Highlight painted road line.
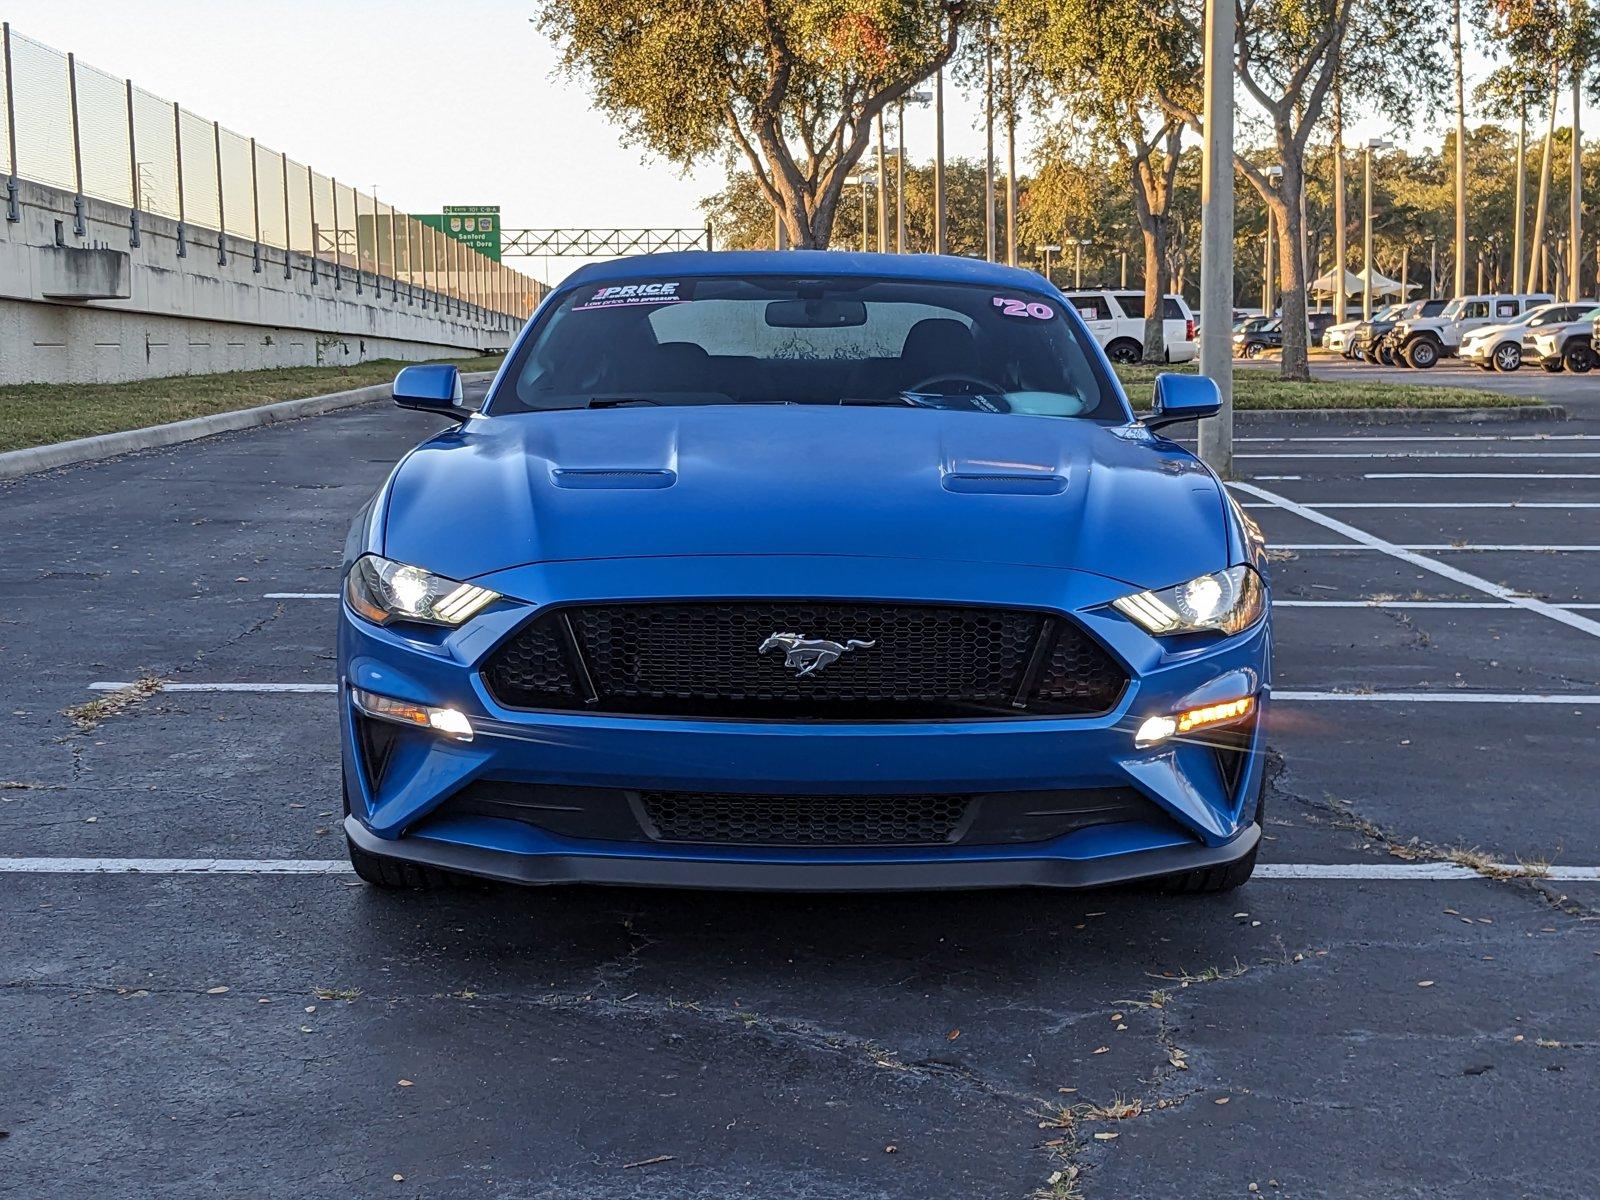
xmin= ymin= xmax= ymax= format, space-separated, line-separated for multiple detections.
xmin=1241 ymin=452 xmax=1600 ymax=460
xmin=1230 ymin=481 xmax=1600 ymax=640
xmin=1363 ymin=472 xmax=1600 ymax=480
xmin=1237 ymin=434 xmax=1600 ymax=443
xmin=1252 ymin=475 xmax=1302 ymax=480
xmin=1273 ymin=544 xmax=1600 ymax=551
xmin=1274 ymin=690 xmax=1599 ymax=703
xmin=1 ymin=857 xmax=1595 ymax=881
xmin=263 ymin=592 xmax=338 ymax=599
xmin=87 ymin=681 xmax=337 ymax=693
xmin=1241 ymin=502 xmax=1600 ymax=509
xmin=1273 ymin=600 xmax=1600 ymax=610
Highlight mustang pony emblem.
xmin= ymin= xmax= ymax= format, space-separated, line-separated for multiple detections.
xmin=759 ymin=632 xmax=876 ymax=677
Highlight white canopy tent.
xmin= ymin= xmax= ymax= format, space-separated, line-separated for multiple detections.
xmin=1310 ymin=266 xmax=1415 ymax=299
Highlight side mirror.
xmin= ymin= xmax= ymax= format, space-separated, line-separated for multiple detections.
xmin=393 ymin=364 xmax=466 ymax=420
xmin=1145 ymin=372 xmax=1221 ymax=432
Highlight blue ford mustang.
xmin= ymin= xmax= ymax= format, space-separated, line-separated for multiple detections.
xmin=339 ymin=251 xmax=1271 ymax=893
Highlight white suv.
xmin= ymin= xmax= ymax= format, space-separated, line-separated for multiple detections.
xmin=1458 ymin=302 xmax=1596 ymax=372
xmin=1391 ymin=293 xmax=1554 ymax=368
xmin=1064 ymin=289 xmax=1198 ymax=364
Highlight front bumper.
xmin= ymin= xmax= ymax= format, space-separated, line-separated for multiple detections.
xmin=339 ymin=555 xmax=1271 ymax=891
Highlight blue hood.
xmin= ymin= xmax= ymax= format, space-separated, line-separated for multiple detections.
xmin=380 ymin=407 xmax=1228 ymax=591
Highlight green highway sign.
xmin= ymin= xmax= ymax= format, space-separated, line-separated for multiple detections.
xmin=415 ymin=205 xmax=502 ymax=262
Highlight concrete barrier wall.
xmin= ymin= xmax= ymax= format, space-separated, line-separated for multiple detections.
xmin=0 ymin=179 xmax=528 ymax=385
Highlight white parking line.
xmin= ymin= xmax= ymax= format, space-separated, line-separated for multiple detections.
xmin=1238 ymin=434 xmax=1600 ymax=443
xmin=1364 ymin=472 xmax=1600 ymax=480
xmin=1 ymin=856 xmax=1594 ymax=880
xmin=263 ymin=592 xmax=337 ymax=599
xmin=1242 ymin=502 xmax=1600 ymax=509
xmin=1242 ymin=452 xmax=1600 ymax=460
xmin=1274 ymin=544 xmax=1600 ymax=551
xmin=1274 ymin=690 xmax=1599 ymax=704
xmin=1230 ymin=482 xmax=1600 ymax=640
xmin=87 ymin=681 xmax=337 ymax=693
xmin=1274 ymin=600 xmax=1600 ymax=610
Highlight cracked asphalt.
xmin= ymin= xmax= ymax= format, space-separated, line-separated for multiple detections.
xmin=3 ymin=390 xmax=1598 ymax=1198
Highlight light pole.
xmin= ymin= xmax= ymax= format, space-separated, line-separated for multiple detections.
xmin=934 ymin=65 xmax=947 ymax=254
xmin=1362 ymin=138 xmax=1393 ymax=319
xmin=875 ymin=113 xmax=888 ymax=253
xmin=1197 ymin=0 xmax=1236 ymax=475
xmin=1111 ymin=223 xmax=1129 ymax=288
xmin=1004 ymin=45 xmax=1018 ymax=266
xmin=899 ymin=90 xmax=931 ymax=253
xmin=984 ymin=24 xmax=997 ymax=262
xmin=1263 ymin=165 xmax=1282 ymax=315
xmin=1066 ymin=238 xmax=1087 ymax=288
xmin=1041 ymin=243 xmax=1061 ymax=284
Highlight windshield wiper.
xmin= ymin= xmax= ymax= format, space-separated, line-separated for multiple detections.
xmin=838 ymin=395 xmax=930 ymax=407
xmin=586 ymin=396 xmax=662 ymax=408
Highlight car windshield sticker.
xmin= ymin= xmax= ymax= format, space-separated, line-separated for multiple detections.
xmin=573 ymin=281 xmax=692 ymax=311
xmin=992 ymin=296 xmax=1054 ymax=319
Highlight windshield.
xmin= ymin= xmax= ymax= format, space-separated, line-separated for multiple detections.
xmin=492 ymin=274 xmax=1123 ymax=421
xmin=1440 ymin=299 xmax=1464 ymax=319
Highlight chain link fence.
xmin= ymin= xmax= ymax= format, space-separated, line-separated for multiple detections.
xmin=1 ymin=22 xmax=542 ymax=320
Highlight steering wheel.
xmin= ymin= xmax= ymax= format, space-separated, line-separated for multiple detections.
xmin=903 ymin=372 xmax=1006 ymax=396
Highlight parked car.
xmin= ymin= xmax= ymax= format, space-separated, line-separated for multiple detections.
xmin=1322 ymin=316 xmax=1365 ymax=354
xmin=340 ymin=250 xmax=1271 ymax=894
xmin=1390 ymin=293 xmax=1554 ymax=368
xmin=1064 ymin=289 xmax=1198 ymax=364
xmin=1347 ymin=299 xmax=1449 ymax=364
xmin=1233 ymin=318 xmax=1281 ymax=358
xmin=1526 ymin=306 xmax=1600 ymax=373
xmin=1306 ymin=311 xmax=1340 ymax=344
xmin=1458 ymin=301 xmax=1597 ymax=371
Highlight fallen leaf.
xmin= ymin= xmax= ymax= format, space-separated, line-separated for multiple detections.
xmin=1093 ymin=1046 xmax=1110 ymax=1055
xmin=205 ymin=986 xmax=229 ymax=995
xmin=392 ymin=1174 xmax=404 ymax=1183
xmin=1417 ymin=980 xmax=1435 ymax=988
xmin=947 ymin=1029 xmax=960 ymax=1041
xmin=1214 ymin=1096 xmax=1231 ymax=1105
xmin=1092 ymin=1131 xmax=1118 ymax=1141
xmin=884 ymin=1144 xmax=897 ymax=1153
xmin=399 ymin=1079 xmax=414 ymax=1087
xmin=622 ymin=1155 xmax=675 ymax=1170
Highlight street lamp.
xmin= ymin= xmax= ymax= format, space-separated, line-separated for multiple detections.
xmin=1362 ymin=138 xmax=1394 ymax=318
xmin=1263 ymin=165 xmax=1283 ymax=315
xmin=1111 ymin=222 xmax=1130 ymax=288
xmin=1041 ymin=243 xmax=1061 ymax=282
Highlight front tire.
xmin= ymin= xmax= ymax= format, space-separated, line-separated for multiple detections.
xmin=1243 ymin=343 xmax=1264 ymax=359
xmin=1492 ymin=342 xmax=1521 ymax=372
xmin=1564 ymin=344 xmax=1594 ymax=373
xmin=1404 ymin=338 xmax=1439 ymax=369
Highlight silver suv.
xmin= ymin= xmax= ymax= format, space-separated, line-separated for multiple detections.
xmin=1391 ymin=293 xmax=1554 ymax=368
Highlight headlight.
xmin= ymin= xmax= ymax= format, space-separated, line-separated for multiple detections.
xmin=344 ymin=554 xmax=499 ymax=627
xmin=1113 ymin=565 xmax=1265 ymax=636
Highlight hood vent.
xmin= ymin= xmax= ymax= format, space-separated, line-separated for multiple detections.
xmin=942 ymin=471 xmax=1068 ymax=496
xmin=550 ymin=468 xmax=676 ymax=490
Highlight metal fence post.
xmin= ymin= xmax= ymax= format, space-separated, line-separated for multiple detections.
xmin=125 ymin=79 xmax=140 ymax=246
xmin=280 ymin=150 xmax=291 ymax=280
xmin=306 ymin=168 xmax=317 ymax=284
xmin=212 ymin=121 xmax=226 ymax=265
xmin=330 ymin=175 xmax=342 ymax=290
xmin=172 ymin=101 xmax=186 ymax=256
xmin=66 ymin=53 xmax=86 ymax=235
xmin=249 ymin=136 xmax=261 ymax=272
xmin=3 ymin=23 xmax=19 ymax=221
xmin=387 ymin=200 xmax=399 ymax=302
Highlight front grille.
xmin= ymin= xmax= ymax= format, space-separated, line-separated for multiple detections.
xmin=426 ymin=781 xmax=1163 ymax=847
xmin=640 ymin=791 xmax=970 ymax=846
xmin=481 ymin=601 xmax=1127 ymax=720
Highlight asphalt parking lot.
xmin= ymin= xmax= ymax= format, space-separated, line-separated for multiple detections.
xmin=4 ymin=392 xmax=1598 ymax=1198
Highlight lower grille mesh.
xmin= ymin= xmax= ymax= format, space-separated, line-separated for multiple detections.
xmin=640 ymin=791 xmax=970 ymax=846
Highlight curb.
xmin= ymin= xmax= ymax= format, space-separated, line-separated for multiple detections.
xmin=0 ymin=371 xmax=496 ymax=482
xmin=1233 ymin=403 xmax=1567 ymax=425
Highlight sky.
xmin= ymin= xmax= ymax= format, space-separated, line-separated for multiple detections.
xmin=2 ymin=0 xmax=1557 ymax=285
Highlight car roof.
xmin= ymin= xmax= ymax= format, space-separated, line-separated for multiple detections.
xmin=559 ymin=250 xmax=1050 ymax=292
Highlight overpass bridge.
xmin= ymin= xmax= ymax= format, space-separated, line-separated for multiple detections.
xmin=0 ymin=23 xmax=543 ymax=385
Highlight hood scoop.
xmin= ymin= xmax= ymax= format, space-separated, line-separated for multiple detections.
xmin=550 ymin=468 xmax=677 ymax=490
xmin=942 ymin=470 xmax=1068 ymax=496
